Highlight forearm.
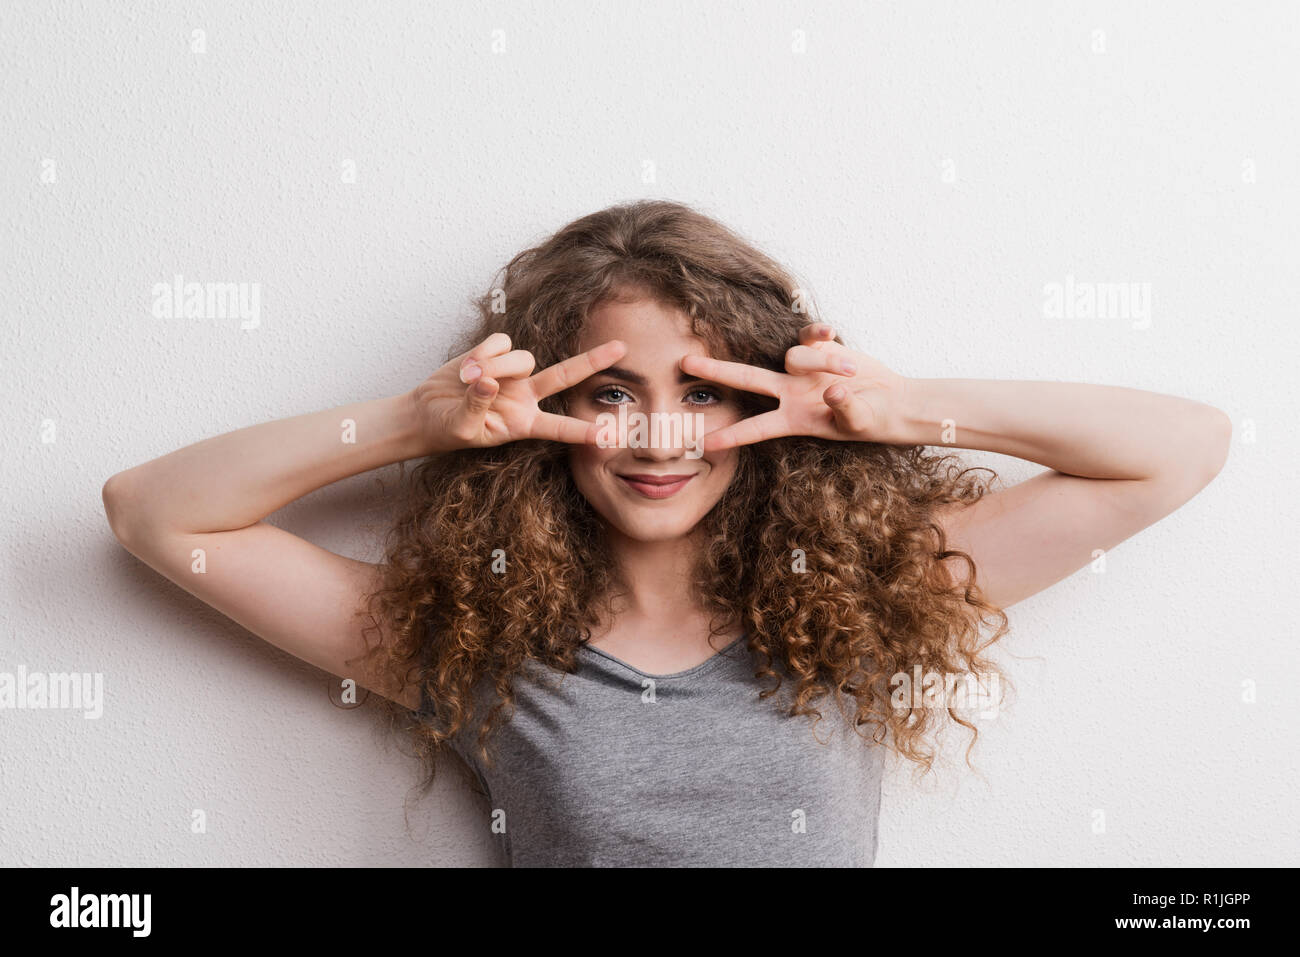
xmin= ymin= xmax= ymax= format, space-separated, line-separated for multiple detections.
xmin=889 ymin=378 xmax=1231 ymax=483
xmin=104 ymin=390 xmax=427 ymax=539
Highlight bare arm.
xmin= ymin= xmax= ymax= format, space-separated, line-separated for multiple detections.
xmin=103 ymin=392 xmax=431 ymax=708
xmin=893 ymin=378 xmax=1232 ymax=608
xmin=682 ymin=324 xmax=1231 ymax=610
xmin=102 ymin=334 xmax=628 ymax=711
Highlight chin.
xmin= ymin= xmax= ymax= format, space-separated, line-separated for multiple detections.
xmin=602 ymin=509 xmax=708 ymax=543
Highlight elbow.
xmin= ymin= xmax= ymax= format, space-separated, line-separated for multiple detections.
xmin=102 ymin=471 xmax=144 ymax=549
xmin=1199 ymin=405 xmax=1232 ymax=485
xmin=1149 ymin=405 xmax=1231 ymax=506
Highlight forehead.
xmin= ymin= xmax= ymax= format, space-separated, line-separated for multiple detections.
xmin=578 ymin=295 xmax=713 ymax=359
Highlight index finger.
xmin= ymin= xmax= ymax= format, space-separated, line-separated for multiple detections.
xmin=698 ymin=410 xmax=791 ymax=452
xmin=529 ymin=411 xmax=602 ymax=445
xmin=529 ymin=339 xmax=628 ymax=400
xmin=678 ymin=354 xmax=785 ymax=398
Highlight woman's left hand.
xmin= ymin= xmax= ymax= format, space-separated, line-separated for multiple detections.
xmin=679 ymin=322 xmax=909 ymax=451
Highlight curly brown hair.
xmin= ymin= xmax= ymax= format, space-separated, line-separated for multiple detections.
xmin=359 ymin=199 xmax=1010 ymax=795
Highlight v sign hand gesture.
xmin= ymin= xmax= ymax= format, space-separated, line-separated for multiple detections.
xmin=680 ymin=323 xmax=908 ymax=452
xmin=413 ymin=333 xmax=628 ymax=454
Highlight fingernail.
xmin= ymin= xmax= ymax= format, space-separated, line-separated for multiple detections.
xmin=826 ymin=385 xmax=845 ymax=402
xmin=840 ymin=360 xmax=856 ymax=374
xmin=460 ymin=361 xmax=481 ymax=383
xmin=473 ymin=378 xmax=494 ymax=395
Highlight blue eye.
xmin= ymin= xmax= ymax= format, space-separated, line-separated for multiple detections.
xmin=593 ymin=386 xmax=722 ymax=406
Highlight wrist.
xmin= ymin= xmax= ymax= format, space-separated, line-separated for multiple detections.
xmin=383 ymin=390 xmax=440 ymax=460
xmin=886 ymin=377 xmax=943 ymax=446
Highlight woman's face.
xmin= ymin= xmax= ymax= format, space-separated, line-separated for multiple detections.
xmin=565 ymin=295 xmax=743 ymax=544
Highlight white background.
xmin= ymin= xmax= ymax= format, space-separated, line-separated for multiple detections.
xmin=2 ymin=0 xmax=1296 ymax=866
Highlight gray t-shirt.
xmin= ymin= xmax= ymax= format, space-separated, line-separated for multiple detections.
xmin=417 ymin=634 xmax=884 ymax=867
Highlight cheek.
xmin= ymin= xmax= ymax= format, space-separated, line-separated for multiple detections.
xmin=566 ymin=398 xmax=601 ymax=422
xmin=702 ymin=402 xmax=741 ymax=426
xmin=568 ymin=445 xmax=614 ymax=488
xmin=701 ymin=450 xmax=737 ymax=487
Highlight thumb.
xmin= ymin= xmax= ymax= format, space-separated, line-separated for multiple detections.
xmin=823 ymin=384 xmax=874 ymax=437
xmin=451 ymin=376 xmax=500 ymax=437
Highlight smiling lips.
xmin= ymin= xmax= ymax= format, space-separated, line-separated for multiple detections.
xmin=617 ymin=473 xmax=697 ymax=499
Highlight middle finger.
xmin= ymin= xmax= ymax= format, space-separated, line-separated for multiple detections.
xmin=784 ymin=344 xmax=857 ymax=376
xmin=529 ymin=339 xmax=628 ymax=399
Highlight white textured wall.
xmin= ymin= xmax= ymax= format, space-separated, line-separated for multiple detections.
xmin=2 ymin=0 xmax=1296 ymax=867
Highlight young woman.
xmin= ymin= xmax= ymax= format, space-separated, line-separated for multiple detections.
xmin=102 ymin=200 xmax=1231 ymax=867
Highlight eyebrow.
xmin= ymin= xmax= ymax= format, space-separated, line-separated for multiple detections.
xmin=593 ymin=365 xmax=711 ymax=387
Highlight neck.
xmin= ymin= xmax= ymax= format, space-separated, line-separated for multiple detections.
xmin=600 ymin=524 xmax=709 ymax=625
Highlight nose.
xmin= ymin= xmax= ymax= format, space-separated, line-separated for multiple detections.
xmin=628 ymin=398 xmax=694 ymax=461
xmin=630 ymin=440 xmax=681 ymax=462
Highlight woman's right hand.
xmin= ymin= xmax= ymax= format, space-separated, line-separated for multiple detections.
xmin=411 ymin=333 xmax=628 ymax=453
